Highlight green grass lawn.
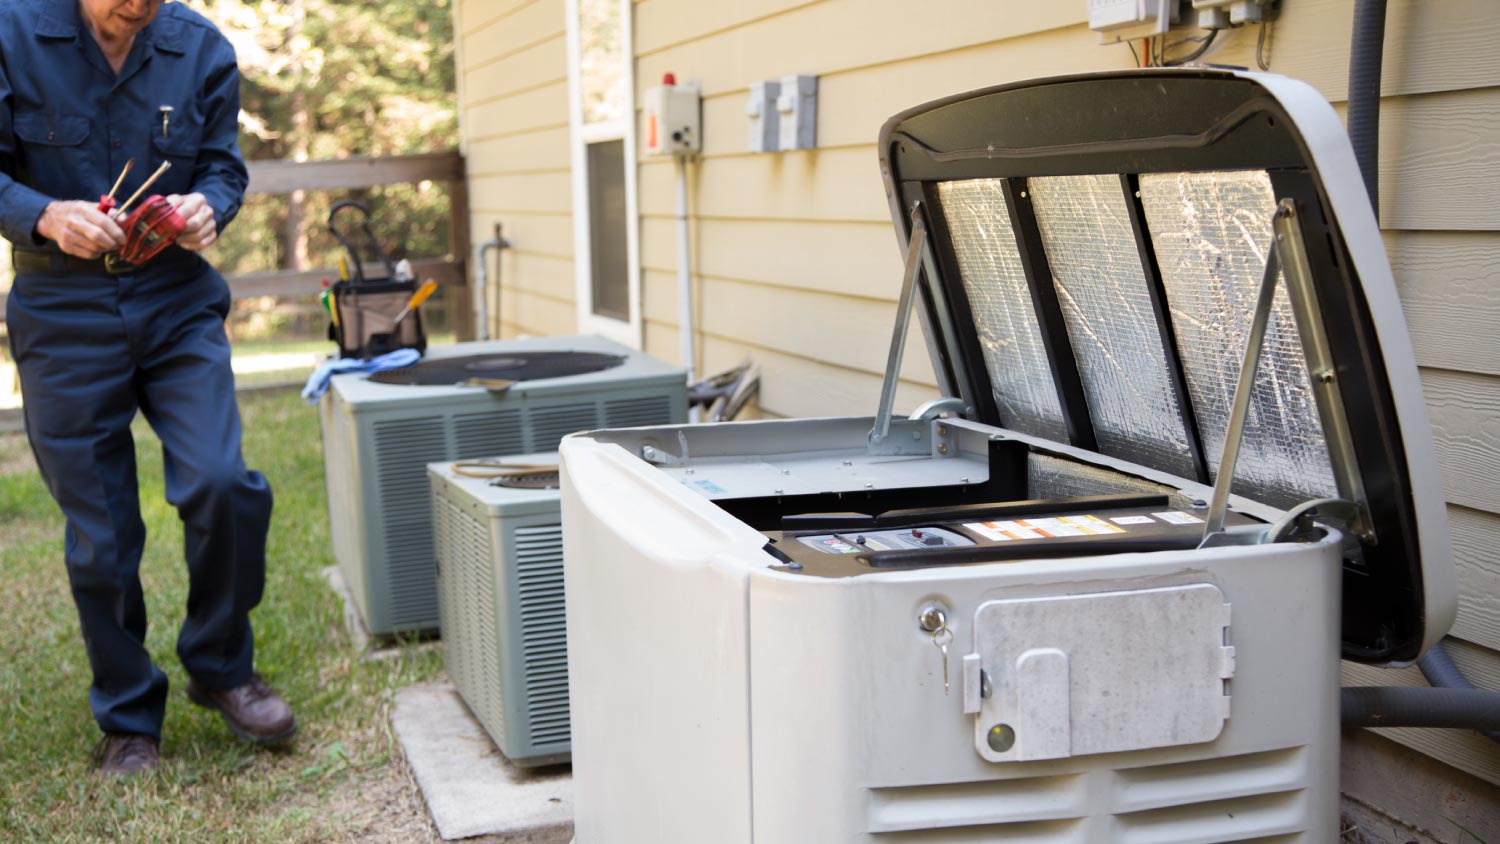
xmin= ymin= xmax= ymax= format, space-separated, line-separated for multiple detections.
xmin=0 ymin=388 xmax=444 ymax=843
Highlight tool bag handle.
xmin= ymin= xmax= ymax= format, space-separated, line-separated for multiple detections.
xmin=327 ymin=200 xmax=398 ymax=283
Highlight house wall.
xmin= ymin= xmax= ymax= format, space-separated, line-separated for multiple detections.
xmin=454 ymin=0 xmax=1500 ymax=807
xmin=455 ymin=0 xmax=577 ymax=339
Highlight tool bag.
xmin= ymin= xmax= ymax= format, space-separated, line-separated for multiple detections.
xmin=329 ymin=278 xmax=428 ymax=360
xmin=326 ymin=200 xmax=429 ymax=360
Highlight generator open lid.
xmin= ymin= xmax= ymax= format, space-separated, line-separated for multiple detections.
xmin=876 ymin=69 xmax=1454 ymax=665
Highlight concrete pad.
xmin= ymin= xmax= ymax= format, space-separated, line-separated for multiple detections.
xmin=320 ymin=565 xmax=440 ymax=661
xmin=393 ymin=683 xmax=573 ymax=842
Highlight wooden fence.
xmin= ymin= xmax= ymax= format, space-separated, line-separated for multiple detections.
xmin=1 ymin=151 xmax=472 ymax=337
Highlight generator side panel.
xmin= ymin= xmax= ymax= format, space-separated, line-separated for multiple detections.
xmin=561 ymin=444 xmax=758 ymax=844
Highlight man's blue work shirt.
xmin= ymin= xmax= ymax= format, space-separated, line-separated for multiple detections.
xmin=0 ymin=0 xmax=247 ymax=265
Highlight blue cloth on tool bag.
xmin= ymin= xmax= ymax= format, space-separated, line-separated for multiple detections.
xmin=0 ymin=1 xmax=268 ymax=740
xmin=301 ymin=348 xmax=422 ymax=404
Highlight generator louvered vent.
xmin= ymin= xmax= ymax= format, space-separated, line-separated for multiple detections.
xmin=515 ymin=525 xmax=570 ymax=747
xmin=367 ymin=351 xmax=626 ymax=386
xmin=373 ymin=417 xmax=447 ymax=627
xmin=865 ymin=746 xmax=1307 ymax=840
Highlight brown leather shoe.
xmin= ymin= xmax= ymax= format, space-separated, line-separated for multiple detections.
xmin=186 ymin=673 xmax=297 ymax=745
xmin=93 ymin=733 xmax=160 ymax=776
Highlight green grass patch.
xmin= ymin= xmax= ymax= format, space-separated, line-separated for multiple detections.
xmin=0 ymin=388 xmax=442 ymax=842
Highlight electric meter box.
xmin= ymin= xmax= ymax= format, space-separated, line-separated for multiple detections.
xmin=644 ymin=77 xmax=701 ymax=156
xmin=1088 ymin=0 xmax=1179 ymax=40
xmin=560 ymin=69 xmax=1457 ymax=844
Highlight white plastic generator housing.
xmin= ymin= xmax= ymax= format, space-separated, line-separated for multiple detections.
xmin=560 ymin=70 xmax=1455 ymax=843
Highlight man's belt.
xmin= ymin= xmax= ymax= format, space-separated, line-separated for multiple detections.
xmin=12 ymin=251 xmax=135 ymax=276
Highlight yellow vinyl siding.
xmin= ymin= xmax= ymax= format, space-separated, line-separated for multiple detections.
xmin=1386 ymin=231 xmax=1500 ymax=376
xmin=456 ymin=0 xmax=572 ymax=339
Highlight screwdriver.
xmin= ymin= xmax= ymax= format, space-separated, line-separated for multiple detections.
xmin=390 ymin=279 xmax=438 ymax=329
xmin=112 ymin=160 xmax=172 ymax=218
xmin=97 ymin=159 xmax=135 ymax=215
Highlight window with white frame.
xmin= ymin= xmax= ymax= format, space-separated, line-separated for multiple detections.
xmin=567 ymin=0 xmax=639 ymax=345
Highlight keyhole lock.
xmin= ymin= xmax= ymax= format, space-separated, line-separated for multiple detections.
xmin=918 ymin=603 xmax=955 ymax=695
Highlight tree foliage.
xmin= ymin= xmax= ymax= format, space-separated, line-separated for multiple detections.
xmin=196 ymin=0 xmax=459 ymax=278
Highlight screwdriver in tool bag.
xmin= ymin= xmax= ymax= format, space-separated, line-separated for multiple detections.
xmin=390 ymin=279 xmax=438 ymax=329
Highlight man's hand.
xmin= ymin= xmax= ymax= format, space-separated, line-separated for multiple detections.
xmin=166 ymin=193 xmax=217 ymax=250
xmin=35 ymin=200 xmax=126 ymax=259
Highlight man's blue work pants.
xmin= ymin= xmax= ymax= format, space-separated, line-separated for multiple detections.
xmin=4 ymin=259 xmax=273 ymax=740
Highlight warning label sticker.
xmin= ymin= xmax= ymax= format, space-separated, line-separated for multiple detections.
xmin=964 ymin=514 xmax=1126 ymax=542
xmin=1153 ymin=511 xmax=1205 ymax=525
xmin=1111 ymin=515 xmax=1157 ymax=525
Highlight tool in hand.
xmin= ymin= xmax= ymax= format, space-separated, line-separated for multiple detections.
xmin=112 ymin=160 xmax=172 ymax=218
xmin=102 ymin=161 xmax=184 ymax=269
xmin=117 ymin=196 xmax=187 ymax=266
xmin=97 ymin=159 xmax=135 ymax=215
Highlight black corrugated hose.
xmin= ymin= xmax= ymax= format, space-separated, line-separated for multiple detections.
xmin=1347 ymin=0 xmax=1386 ymax=213
xmin=1341 ymin=0 xmax=1500 ymax=742
xmin=1417 ymin=646 xmax=1500 ymax=741
xmin=1342 ymin=687 xmax=1500 ymax=733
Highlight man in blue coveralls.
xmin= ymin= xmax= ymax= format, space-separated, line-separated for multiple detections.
xmin=1 ymin=0 xmax=295 ymax=774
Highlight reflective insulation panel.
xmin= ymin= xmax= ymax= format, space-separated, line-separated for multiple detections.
xmin=1027 ymin=452 xmax=1191 ymax=507
xmin=1140 ymin=170 xmax=1337 ymax=509
xmin=1028 ymin=175 xmax=1198 ymax=478
xmin=936 ymin=179 xmax=1068 ymax=441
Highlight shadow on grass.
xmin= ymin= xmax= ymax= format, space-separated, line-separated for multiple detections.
xmin=0 ymin=388 xmax=444 ymax=843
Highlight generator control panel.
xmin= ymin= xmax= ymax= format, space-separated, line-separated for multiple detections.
xmin=764 ymin=494 xmax=1260 ymax=578
xmin=796 ymin=526 xmax=974 ymax=555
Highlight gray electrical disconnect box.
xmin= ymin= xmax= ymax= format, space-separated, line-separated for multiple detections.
xmin=776 ymin=74 xmax=817 ymax=150
xmin=1192 ymin=0 xmax=1269 ymax=27
xmin=746 ymin=79 xmax=781 ymax=153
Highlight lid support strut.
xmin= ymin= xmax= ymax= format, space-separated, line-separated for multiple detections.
xmin=1200 ymin=233 xmax=1280 ymax=541
xmin=1273 ymin=198 xmax=1372 ymax=535
xmin=870 ymin=204 xmax=929 ymax=447
xmin=1202 ymin=200 xmax=1371 ymax=545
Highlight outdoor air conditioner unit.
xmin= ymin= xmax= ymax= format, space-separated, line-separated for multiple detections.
xmin=428 ymin=456 xmax=569 ymax=767
xmin=321 ymin=335 xmax=686 ymax=635
xmin=559 ymin=70 xmax=1456 ymax=843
